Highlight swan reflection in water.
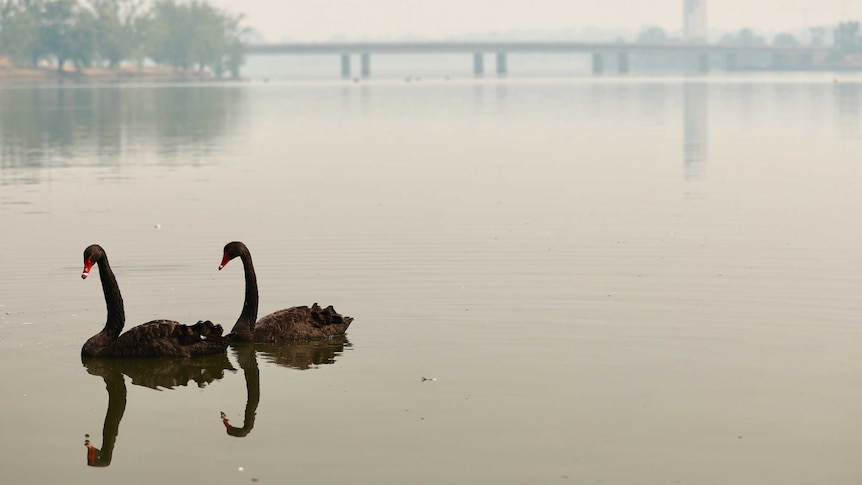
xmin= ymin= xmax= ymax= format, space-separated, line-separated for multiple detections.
xmin=82 ymin=354 xmax=235 ymax=467
xmin=221 ymin=335 xmax=351 ymax=438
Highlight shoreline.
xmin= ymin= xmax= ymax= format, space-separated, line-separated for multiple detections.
xmin=0 ymin=65 xmax=220 ymax=86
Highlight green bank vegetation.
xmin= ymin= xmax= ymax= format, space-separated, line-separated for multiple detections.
xmin=0 ymin=0 xmax=247 ymax=79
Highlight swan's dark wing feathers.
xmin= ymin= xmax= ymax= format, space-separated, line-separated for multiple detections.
xmin=249 ymin=304 xmax=352 ymax=343
xmin=103 ymin=320 xmax=228 ymax=358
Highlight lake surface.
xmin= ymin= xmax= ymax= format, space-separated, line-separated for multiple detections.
xmin=1 ymin=70 xmax=861 ymax=484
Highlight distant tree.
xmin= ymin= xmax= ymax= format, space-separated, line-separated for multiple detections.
xmin=719 ymin=28 xmax=766 ymax=46
xmin=773 ymin=32 xmax=800 ymax=46
xmin=220 ymin=11 xmax=248 ymax=79
xmin=224 ymin=37 xmax=244 ymax=80
xmin=809 ymin=26 xmax=827 ymax=46
xmin=833 ymin=21 xmax=862 ymax=52
xmin=0 ymin=0 xmax=45 ymax=66
xmin=40 ymin=0 xmax=97 ymax=71
xmin=90 ymin=0 xmax=145 ymax=68
xmin=188 ymin=1 xmax=231 ymax=73
xmin=144 ymin=0 xmax=191 ymax=69
xmin=637 ymin=26 xmax=669 ymax=44
xmin=69 ymin=8 xmax=97 ymax=69
xmin=0 ymin=0 xmax=247 ymax=76
xmin=144 ymin=0 xmax=246 ymax=77
xmin=213 ymin=4 xmax=247 ymax=78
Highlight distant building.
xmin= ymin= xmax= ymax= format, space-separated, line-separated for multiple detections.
xmin=684 ymin=0 xmax=708 ymax=42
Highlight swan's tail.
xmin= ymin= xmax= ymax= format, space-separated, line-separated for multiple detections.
xmin=184 ymin=320 xmax=229 ymax=354
xmin=310 ymin=303 xmax=353 ymax=327
xmin=191 ymin=320 xmax=224 ymax=337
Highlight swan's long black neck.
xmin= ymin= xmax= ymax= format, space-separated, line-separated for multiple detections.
xmin=97 ymin=255 xmax=125 ymax=338
xmin=231 ymin=251 xmax=259 ymax=339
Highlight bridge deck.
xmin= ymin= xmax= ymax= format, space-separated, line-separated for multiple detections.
xmin=247 ymin=41 xmax=830 ymax=56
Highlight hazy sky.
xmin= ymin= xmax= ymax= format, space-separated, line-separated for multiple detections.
xmin=207 ymin=0 xmax=862 ymax=42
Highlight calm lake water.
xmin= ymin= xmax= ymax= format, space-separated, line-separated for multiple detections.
xmin=1 ymin=69 xmax=861 ymax=484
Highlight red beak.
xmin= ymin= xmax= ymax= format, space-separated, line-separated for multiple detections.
xmin=218 ymin=252 xmax=230 ymax=271
xmin=82 ymin=258 xmax=92 ymax=279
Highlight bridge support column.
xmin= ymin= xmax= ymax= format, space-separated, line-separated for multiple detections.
xmin=697 ymin=53 xmax=710 ymax=73
xmin=341 ymin=54 xmax=351 ymax=78
xmin=592 ymin=52 xmax=603 ymax=74
xmin=473 ymin=53 xmax=484 ymax=76
xmin=361 ymin=53 xmax=371 ymax=78
xmin=726 ymin=53 xmax=736 ymax=72
xmin=496 ymin=52 xmax=507 ymax=76
xmin=618 ymin=52 xmax=630 ymax=74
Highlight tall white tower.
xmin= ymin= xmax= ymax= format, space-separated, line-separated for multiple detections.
xmin=684 ymin=0 xmax=708 ymax=42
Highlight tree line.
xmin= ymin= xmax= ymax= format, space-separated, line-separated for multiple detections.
xmin=0 ymin=0 xmax=247 ymax=78
xmin=636 ymin=22 xmax=862 ymax=51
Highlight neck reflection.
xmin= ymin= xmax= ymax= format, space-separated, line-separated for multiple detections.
xmin=220 ymin=336 xmax=351 ymax=438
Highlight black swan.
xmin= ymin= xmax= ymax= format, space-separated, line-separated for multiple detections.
xmin=218 ymin=241 xmax=353 ymax=343
xmin=81 ymin=244 xmax=229 ymax=358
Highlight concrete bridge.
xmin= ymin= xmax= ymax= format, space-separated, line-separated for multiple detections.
xmin=246 ymin=41 xmax=833 ymax=77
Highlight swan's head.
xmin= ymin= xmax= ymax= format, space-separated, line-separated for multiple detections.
xmin=82 ymin=245 xmax=105 ymax=279
xmin=219 ymin=241 xmax=247 ymax=270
